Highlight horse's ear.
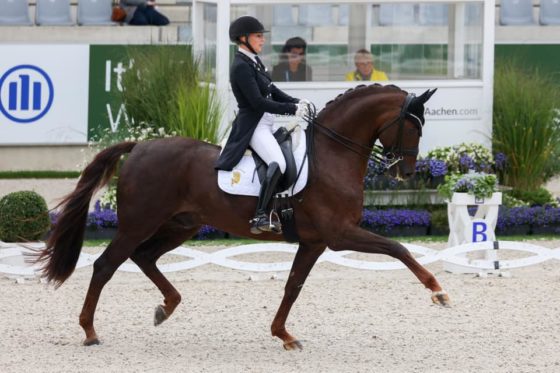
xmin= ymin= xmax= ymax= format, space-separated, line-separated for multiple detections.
xmin=417 ymin=88 xmax=437 ymax=104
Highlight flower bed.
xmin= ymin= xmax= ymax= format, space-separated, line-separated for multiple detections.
xmin=363 ymin=142 xmax=506 ymax=192
xmin=361 ymin=209 xmax=430 ymax=236
xmin=47 ymin=203 xmax=560 ymax=240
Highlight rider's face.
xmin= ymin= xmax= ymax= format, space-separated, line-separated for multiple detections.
xmin=241 ymin=33 xmax=265 ymax=54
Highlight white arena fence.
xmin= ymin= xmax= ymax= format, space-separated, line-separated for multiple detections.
xmin=1 ymin=241 xmax=560 ymax=278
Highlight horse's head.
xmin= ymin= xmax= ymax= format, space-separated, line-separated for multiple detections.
xmin=377 ymin=88 xmax=437 ymax=179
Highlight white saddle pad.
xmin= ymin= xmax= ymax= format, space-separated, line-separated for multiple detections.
xmin=218 ymin=126 xmax=308 ymax=197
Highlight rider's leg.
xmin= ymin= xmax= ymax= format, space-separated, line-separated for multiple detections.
xmin=251 ymin=162 xmax=283 ymax=233
xmin=249 ymin=114 xmax=286 ymax=233
xmin=249 ymin=115 xmax=286 ymax=173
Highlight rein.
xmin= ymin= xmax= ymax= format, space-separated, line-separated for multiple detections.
xmin=308 ymin=92 xmax=422 ymax=168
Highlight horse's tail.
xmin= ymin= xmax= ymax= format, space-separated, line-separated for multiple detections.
xmin=33 ymin=142 xmax=137 ymax=287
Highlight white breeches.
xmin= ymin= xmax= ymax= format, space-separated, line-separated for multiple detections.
xmin=249 ymin=113 xmax=286 ymax=173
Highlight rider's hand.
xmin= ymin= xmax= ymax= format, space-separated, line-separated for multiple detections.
xmin=295 ymin=102 xmax=310 ymax=119
xmin=299 ymin=98 xmax=311 ymax=106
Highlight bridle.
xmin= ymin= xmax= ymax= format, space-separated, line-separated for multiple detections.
xmin=311 ymin=92 xmax=423 ymax=169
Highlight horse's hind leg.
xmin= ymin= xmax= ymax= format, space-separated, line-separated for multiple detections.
xmin=271 ymin=242 xmax=326 ymax=350
xmin=79 ymin=234 xmax=141 ymax=346
xmin=329 ymin=226 xmax=450 ymax=306
xmin=130 ymin=221 xmax=201 ymax=326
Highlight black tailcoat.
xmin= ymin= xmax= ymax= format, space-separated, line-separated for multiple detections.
xmin=214 ymin=51 xmax=299 ymax=171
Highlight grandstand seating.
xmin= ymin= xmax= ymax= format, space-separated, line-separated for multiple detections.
xmin=77 ymin=0 xmax=114 ymax=26
xmin=539 ymin=0 xmax=560 ymax=25
xmin=499 ymin=0 xmax=534 ymax=25
xmin=36 ymin=0 xmax=74 ymax=26
xmin=0 ymin=0 xmax=32 ymax=26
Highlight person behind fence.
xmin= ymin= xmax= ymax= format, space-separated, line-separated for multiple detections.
xmin=214 ymin=16 xmax=311 ymax=234
xmin=271 ymin=37 xmax=313 ymax=82
xmin=345 ymin=49 xmax=388 ymax=81
xmin=119 ymin=0 xmax=170 ymax=26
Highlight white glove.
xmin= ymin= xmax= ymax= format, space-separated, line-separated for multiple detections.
xmin=299 ymin=98 xmax=311 ymax=106
xmin=295 ymin=101 xmax=310 ymax=119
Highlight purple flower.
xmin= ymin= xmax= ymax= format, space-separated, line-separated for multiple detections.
xmin=459 ymin=154 xmax=475 ymax=172
xmin=415 ymin=158 xmax=447 ymax=178
xmin=87 ymin=202 xmax=118 ymax=229
xmin=361 ymin=208 xmax=430 ymax=232
xmin=195 ymin=225 xmax=221 ymax=240
xmin=49 ymin=200 xmax=119 ymax=230
xmin=496 ymin=206 xmax=536 ymax=229
xmin=493 ymin=152 xmax=507 ymax=171
xmin=428 ymin=159 xmax=447 ymax=177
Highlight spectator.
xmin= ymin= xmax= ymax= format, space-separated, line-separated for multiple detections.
xmin=345 ymin=49 xmax=388 ymax=81
xmin=120 ymin=0 xmax=169 ymax=26
xmin=272 ymin=37 xmax=313 ymax=82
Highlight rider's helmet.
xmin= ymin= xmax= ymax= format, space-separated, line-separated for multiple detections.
xmin=229 ymin=16 xmax=268 ymax=43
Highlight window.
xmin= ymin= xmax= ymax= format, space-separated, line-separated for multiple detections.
xmin=225 ymin=2 xmax=484 ymax=82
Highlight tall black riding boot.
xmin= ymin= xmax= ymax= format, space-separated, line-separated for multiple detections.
xmin=250 ymin=162 xmax=283 ymax=234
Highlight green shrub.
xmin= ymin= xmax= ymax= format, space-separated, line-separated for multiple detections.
xmin=120 ymin=46 xmax=222 ymax=144
xmin=430 ymin=208 xmax=449 ymax=234
xmin=510 ymin=187 xmax=556 ymax=206
xmin=0 ymin=191 xmax=50 ymax=242
xmin=493 ymin=62 xmax=560 ymax=190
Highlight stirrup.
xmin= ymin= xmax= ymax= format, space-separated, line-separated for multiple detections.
xmin=249 ymin=211 xmax=282 ymax=234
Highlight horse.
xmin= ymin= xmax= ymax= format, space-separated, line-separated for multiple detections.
xmin=33 ymin=84 xmax=449 ymax=350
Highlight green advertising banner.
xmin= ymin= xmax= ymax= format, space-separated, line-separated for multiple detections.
xmin=87 ymin=45 xmax=189 ymax=141
xmin=88 ymin=45 xmax=134 ymax=141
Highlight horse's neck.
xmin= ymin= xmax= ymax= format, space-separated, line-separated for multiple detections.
xmin=312 ymin=114 xmax=373 ymax=182
xmin=312 ymin=93 xmax=396 ymax=183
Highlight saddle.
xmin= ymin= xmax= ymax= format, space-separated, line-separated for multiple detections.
xmin=217 ymin=123 xmax=308 ymax=198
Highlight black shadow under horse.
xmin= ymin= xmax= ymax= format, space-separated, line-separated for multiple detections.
xmin=34 ymin=84 xmax=449 ymax=349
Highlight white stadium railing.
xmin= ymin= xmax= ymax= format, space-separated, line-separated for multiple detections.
xmin=1 ymin=241 xmax=559 ymax=278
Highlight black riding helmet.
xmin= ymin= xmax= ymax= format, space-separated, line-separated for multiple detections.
xmin=229 ymin=16 xmax=268 ymax=54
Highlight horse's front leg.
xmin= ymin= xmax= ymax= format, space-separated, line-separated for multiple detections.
xmin=329 ymin=225 xmax=450 ymax=306
xmin=271 ymin=242 xmax=326 ymax=350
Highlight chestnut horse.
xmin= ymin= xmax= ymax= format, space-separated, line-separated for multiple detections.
xmin=34 ymin=84 xmax=449 ymax=350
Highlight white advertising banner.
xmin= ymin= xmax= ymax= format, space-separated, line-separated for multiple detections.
xmin=0 ymin=45 xmax=89 ymax=145
xmin=265 ymin=82 xmax=491 ymax=154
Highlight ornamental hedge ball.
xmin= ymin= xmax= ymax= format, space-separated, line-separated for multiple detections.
xmin=0 ymin=191 xmax=50 ymax=242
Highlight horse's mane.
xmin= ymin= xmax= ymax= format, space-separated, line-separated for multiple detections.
xmin=317 ymin=83 xmax=405 ymax=120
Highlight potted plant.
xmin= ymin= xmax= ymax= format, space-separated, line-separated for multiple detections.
xmin=437 ymin=171 xmax=500 ymax=204
xmin=414 ymin=158 xmax=448 ymax=189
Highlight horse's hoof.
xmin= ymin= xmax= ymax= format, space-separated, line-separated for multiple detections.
xmin=283 ymin=340 xmax=303 ymax=351
xmin=431 ymin=290 xmax=451 ymax=307
xmin=83 ymin=337 xmax=100 ymax=346
xmin=154 ymin=305 xmax=168 ymax=326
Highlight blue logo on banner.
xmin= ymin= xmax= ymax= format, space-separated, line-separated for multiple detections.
xmin=0 ymin=64 xmax=54 ymax=123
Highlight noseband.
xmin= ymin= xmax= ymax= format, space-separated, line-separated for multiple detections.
xmin=311 ymin=92 xmax=423 ymax=168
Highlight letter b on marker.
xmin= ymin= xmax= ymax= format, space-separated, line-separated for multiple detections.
xmin=472 ymin=220 xmax=488 ymax=242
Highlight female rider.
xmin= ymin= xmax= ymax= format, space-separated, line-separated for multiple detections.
xmin=214 ymin=16 xmax=309 ymax=234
